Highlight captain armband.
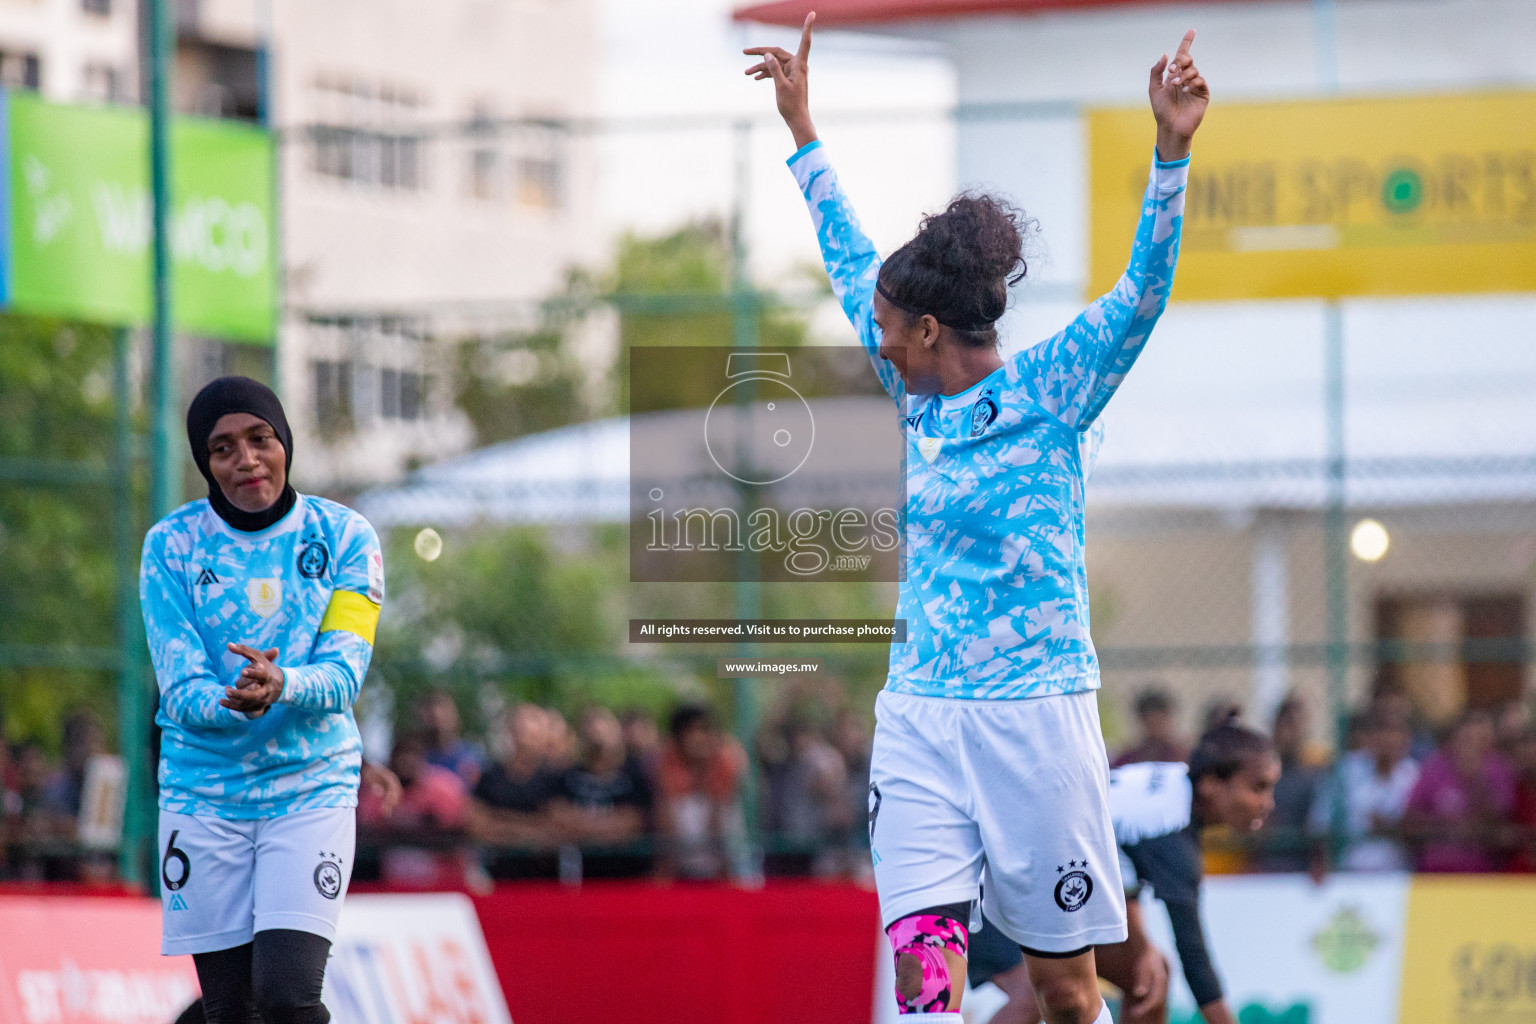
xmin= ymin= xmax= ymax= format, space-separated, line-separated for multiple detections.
xmin=318 ymin=589 xmax=381 ymax=646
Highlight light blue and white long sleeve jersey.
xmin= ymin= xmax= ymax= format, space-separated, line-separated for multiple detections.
xmin=140 ymin=493 xmax=384 ymax=818
xmin=790 ymin=140 xmax=1187 ymax=700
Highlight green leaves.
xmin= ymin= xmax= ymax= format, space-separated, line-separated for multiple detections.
xmin=0 ymin=314 xmax=129 ymax=748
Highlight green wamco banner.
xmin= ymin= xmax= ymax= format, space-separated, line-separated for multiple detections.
xmin=3 ymin=91 xmax=275 ymax=342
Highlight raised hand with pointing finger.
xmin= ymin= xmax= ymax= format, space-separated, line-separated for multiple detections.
xmin=1150 ymin=29 xmax=1210 ymax=163
xmin=743 ymin=12 xmax=818 ymax=150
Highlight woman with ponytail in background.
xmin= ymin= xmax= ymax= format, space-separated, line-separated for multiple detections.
xmin=969 ymin=716 xmax=1281 ymax=1024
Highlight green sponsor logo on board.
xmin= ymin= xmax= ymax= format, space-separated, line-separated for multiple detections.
xmin=1172 ymin=1004 xmax=1309 ymax=1024
xmin=1311 ymin=904 xmax=1382 ymax=973
xmin=6 ymin=91 xmax=275 ymax=342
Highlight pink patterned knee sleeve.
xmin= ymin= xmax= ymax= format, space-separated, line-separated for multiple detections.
xmin=886 ymin=913 xmax=969 ymax=1014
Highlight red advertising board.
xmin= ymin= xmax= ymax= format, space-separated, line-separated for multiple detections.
xmin=0 ymin=897 xmax=198 ymax=1024
xmin=472 ymin=881 xmax=881 ymax=1024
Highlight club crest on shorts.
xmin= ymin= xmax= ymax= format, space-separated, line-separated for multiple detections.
xmin=247 ymin=578 xmax=282 ymax=617
xmin=1054 ymin=861 xmax=1094 ymax=912
xmin=314 ymin=858 xmax=343 ymax=900
xmin=867 ymin=781 xmax=882 ymax=841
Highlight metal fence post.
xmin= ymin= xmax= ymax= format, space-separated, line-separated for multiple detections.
xmin=1323 ymin=302 xmax=1349 ymax=861
xmin=729 ymin=118 xmax=763 ymax=866
xmin=113 ymin=327 xmax=151 ymax=886
xmin=148 ymin=0 xmax=177 ymax=522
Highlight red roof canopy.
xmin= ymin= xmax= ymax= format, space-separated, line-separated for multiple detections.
xmin=734 ymin=0 xmax=1235 ymax=27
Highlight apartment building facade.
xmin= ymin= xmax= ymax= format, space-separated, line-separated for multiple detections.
xmin=0 ymin=0 xmax=601 ymax=488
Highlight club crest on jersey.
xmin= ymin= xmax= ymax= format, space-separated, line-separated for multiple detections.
xmin=969 ymin=390 xmax=999 ymax=437
xmin=1054 ymin=861 xmax=1094 ymax=912
xmin=247 ymin=578 xmax=282 ymax=617
xmin=297 ymin=539 xmax=330 ymax=580
xmin=917 ymin=437 xmax=944 ymax=464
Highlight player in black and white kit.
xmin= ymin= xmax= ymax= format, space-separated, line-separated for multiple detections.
xmin=967 ymin=720 xmax=1279 ymax=1024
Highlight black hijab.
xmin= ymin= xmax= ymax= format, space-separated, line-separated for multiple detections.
xmin=186 ymin=376 xmax=297 ymax=532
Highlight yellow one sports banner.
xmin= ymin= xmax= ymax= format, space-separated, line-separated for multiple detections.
xmin=1088 ymin=92 xmax=1536 ymax=300
xmin=1398 ymin=876 xmax=1536 ymax=1024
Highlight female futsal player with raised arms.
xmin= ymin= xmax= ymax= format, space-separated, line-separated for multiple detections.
xmin=745 ymin=17 xmax=1208 ymax=1024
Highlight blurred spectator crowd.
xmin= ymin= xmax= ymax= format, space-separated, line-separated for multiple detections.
xmin=6 ymin=679 xmax=1536 ymax=887
xmin=351 ymin=685 xmax=874 ymax=889
xmin=1113 ymin=682 xmax=1536 ymax=877
xmin=0 ymin=709 xmax=117 ymax=882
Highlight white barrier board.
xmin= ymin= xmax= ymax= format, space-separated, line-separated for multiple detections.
xmin=322 ymin=893 xmax=513 ymax=1024
xmin=1143 ymin=873 xmax=1409 ymax=1024
xmin=873 ymin=873 xmax=1412 ymax=1024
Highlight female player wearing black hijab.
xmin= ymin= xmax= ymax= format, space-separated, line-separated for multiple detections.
xmin=140 ymin=376 xmax=384 ymax=1024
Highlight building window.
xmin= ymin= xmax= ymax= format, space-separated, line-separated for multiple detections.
xmin=311 ymin=78 xmax=424 ymax=190
xmin=379 ymin=367 xmax=428 ymax=421
xmin=309 ymin=317 xmax=432 ymax=431
xmin=516 ymin=155 xmax=560 ymax=210
xmin=466 ymin=103 xmax=501 ymax=201
xmin=1375 ymin=593 xmax=1527 ymax=725
xmin=470 ymin=147 xmax=499 ymax=200
xmin=463 ymin=110 xmax=565 ymax=209
xmin=82 ymin=63 xmax=122 ymax=104
xmin=314 ymin=359 xmax=355 ymax=433
xmin=0 ymin=51 xmax=41 ymax=92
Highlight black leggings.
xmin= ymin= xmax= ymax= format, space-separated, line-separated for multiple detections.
xmin=192 ymin=929 xmax=332 ymax=1024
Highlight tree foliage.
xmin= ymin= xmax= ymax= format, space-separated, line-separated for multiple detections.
xmin=609 ymin=218 xmax=814 ymax=413
xmin=0 ymin=315 xmax=130 ymax=750
xmin=369 ymin=524 xmax=692 ymax=730
xmin=373 ymin=219 xmax=890 ymax=735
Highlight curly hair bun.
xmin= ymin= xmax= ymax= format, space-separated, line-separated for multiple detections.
xmin=877 ymin=191 xmax=1033 ymax=342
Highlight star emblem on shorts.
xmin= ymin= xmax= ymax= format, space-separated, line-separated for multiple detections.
xmin=1057 ymin=860 xmax=1082 ymax=873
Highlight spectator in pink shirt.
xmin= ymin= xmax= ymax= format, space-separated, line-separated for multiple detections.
xmin=1403 ymin=710 xmax=1516 ymax=873
xmin=359 ymin=732 xmax=479 ymax=889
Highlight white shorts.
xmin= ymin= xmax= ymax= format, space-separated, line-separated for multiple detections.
xmin=158 ymin=806 xmax=355 ymax=956
xmin=868 ymin=689 xmax=1128 ymax=953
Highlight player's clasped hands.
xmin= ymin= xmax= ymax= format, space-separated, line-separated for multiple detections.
xmin=223 ymin=642 xmax=285 ymax=717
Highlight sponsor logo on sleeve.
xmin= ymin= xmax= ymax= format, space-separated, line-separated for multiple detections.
xmin=367 ymin=550 xmax=384 ymax=604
